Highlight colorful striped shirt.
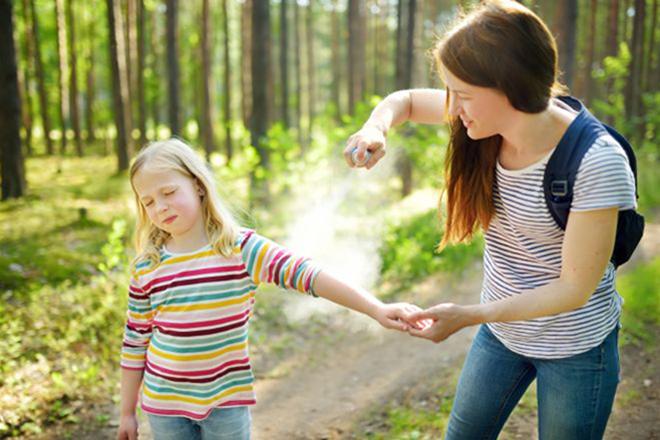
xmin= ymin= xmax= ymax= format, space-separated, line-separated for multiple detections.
xmin=120 ymin=229 xmax=321 ymax=420
xmin=484 ymin=135 xmax=637 ymax=359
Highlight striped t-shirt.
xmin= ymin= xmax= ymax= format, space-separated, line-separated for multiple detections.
xmin=484 ymin=135 xmax=637 ymax=359
xmin=120 ymin=229 xmax=321 ymax=420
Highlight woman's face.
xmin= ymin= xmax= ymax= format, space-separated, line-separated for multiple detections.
xmin=441 ymin=66 xmax=513 ymax=140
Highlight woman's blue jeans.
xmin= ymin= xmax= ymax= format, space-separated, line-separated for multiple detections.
xmin=445 ymin=324 xmax=620 ymax=440
xmin=147 ymin=406 xmax=251 ymax=440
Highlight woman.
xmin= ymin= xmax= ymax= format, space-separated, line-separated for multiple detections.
xmin=345 ymin=1 xmax=636 ymax=438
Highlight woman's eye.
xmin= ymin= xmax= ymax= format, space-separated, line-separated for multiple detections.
xmin=165 ymin=190 xmax=175 ymax=196
xmin=145 ymin=201 xmax=154 ymax=207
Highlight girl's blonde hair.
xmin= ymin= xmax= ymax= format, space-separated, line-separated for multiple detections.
xmin=129 ymin=138 xmax=240 ymax=267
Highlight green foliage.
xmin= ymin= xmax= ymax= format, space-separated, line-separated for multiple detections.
xmin=617 ymin=258 xmax=660 ymax=344
xmin=379 ymin=209 xmax=483 ymax=287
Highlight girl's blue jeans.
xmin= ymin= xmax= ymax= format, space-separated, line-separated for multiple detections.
xmin=446 ymin=324 xmax=620 ymax=440
xmin=147 ymin=406 xmax=250 ymax=440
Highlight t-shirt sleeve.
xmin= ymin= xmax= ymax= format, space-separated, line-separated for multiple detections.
xmin=120 ymin=270 xmax=154 ymax=371
xmin=571 ymin=135 xmax=637 ymax=212
xmin=238 ymin=229 xmax=321 ymax=296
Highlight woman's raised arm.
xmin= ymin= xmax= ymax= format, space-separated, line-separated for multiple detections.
xmin=344 ymin=89 xmax=447 ymax=169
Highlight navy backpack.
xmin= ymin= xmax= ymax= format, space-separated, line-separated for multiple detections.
xmin=543 ymin=96 xmax=645 ymax=268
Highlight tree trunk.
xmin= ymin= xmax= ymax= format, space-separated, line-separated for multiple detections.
xmin=55 ymin=0 xmax=69 ymax=153
xmin=395 ymin=0 xmax=404 ymax=89
xmin=250 ymin=0 xmax=271 ymax=204
xmin=644 ymin=0 xmax=657 ymax=93
xmin=166 ymin=0 xmax=181 ymax=136
xmin=280 ymin=0 xmax=289 ymax=128
xmin=0 ymin=0 xmax=26 ymax=199
xmin=584 ymin=0 xmax=598 ymax=105
xmin=241 ymin=0 xmax=252 ymax=132
xmin=125 ymin=0 xmax=137 ymax=141
xmin=137 ymin=0 xmax=146 ymax=145
xmin=293 ymin=0 xmax=303 ymax=146
xmin=554 ymin=0 xmax=578 ymax=89
xmin=28 ymin=0 xmax=53 ymax=154
xmin=66 ymin=0 xmax=82 ymax=156
xmin=398 ymin=0 xmax=416 ymax=198
xmin=222 ymin=0 xmax=232 ymax=161
xmin=305 ymin=0 xmax=315 ymax=146
xmin=607 ymin=0 xmax=620 ymax=57
xmin=624 ymin=0 xmax=645 ymax=138
xmin=201 ymin=0 xmax=215 ymax=158
xmin=19 ymin=0 xmax=34 ymax=156
xmin=107 ymin=0 xmax=130 ymax=171
xmin=348 ymin=0 xmax=365 ymax=114
xmin=149 ymin=4 xmax=161 ymax=130
xmin=330 ymin=1 xmax=341 ymax=118
xmin=85 ymin=1 xmax=96 ymax=143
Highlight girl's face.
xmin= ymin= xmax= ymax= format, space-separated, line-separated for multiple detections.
xmin=132 ymin=166 xmax=205 ymax=240
xmin=442 ymin=66 xmax=514 ymax=140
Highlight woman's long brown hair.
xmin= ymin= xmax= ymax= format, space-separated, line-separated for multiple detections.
xmin=436 ymin=0 xmax=567 ymax=248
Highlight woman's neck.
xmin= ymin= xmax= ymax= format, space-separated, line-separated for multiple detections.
xmin=499 ymin=100 xmax=577 ymax=156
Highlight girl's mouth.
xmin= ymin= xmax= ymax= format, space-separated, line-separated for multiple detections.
xmin=163 ymin=215 xmax=178 ymax=224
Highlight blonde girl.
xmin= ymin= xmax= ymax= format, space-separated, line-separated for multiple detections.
xmin=117 ymin=138 xmax=418 ymax=440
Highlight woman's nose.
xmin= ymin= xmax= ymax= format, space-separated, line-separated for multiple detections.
xmin=448 ymin=95 xmax=461 ymax=117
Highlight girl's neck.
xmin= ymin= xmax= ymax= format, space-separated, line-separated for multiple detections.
xmin=499 ymin=100 xmax=577 ymax=156
xmin=165 ymin=217 xmax=209 ymax=254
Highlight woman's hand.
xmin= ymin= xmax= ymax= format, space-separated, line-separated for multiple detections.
xmin=373 ymin=302 xmax=426 ymax=331
xmin=116 ymin=414 xmax=139 ymax=440
xmin=407 ymin=303 xmax=478 ymax=343
xmin=344 ymin=124 xmax=387 ymax=169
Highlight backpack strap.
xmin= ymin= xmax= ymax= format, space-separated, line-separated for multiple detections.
xmin=543 ymin=96 xmax=609 ymax=230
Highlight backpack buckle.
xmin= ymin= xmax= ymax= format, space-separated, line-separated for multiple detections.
xmin=551 ymin=180 xmax=568 ymax=197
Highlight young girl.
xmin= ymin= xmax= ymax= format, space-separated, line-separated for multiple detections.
xmin=346 ymin=1 xmax=636 ymax=438
xmin=116 ymin=138 xmax=418 ymax=440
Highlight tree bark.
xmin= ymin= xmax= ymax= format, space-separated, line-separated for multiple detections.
xmin=137 ymin=0 xmax=146 ymax=145
xmin=201 ymin=0 xmax=215 ymax=158
xmin=0 ymin=0 xmax=26 ymax=199
xmin=584 ymin=0 xmax=598 ymax=105
xmin=19 ymin=0 xmax=34 ymax=156
xmin=222 ymin=0 xmax=232 ymax=161
xmin=241 ymin=0 xmax=252 ymax=132
xmin=28 ymin=0 xmax=53 ymax=154
xmin=644 ymin=0 xmax=657 ymax=93
xmin=166 ymin=0 xmax=181 ymax=136
xmin=554 ymin=0 xmax=578 ymax=89
xmin=250 ymin=0 xmax=271 ymax=204
xmin=305 ymin=0 xmax=315 ymax=146
xmin=348 ymin=0 xmax=365 ymax=114
xmin=84 ymin=1 xmax=96 ymax=143
xmin=330 ymin=0 xmax=341 ymax=118
xmin=66 ymin=0 xmax=82 ymax=156
xmin=624 ymin=0 xmax=645 ymax=137
xmin=55 ymin=0 xmax=69 ymax=153
xmin=107 ymin=0 xmax=130 ymax=171
xmin=280 ymin=0 xmax=289 ymax=128
xmin=294 ymin=0 xmax=303 ymax=145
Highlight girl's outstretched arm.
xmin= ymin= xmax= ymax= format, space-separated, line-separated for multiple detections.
xmin=312 ymin=270 xmax=420 ymax=331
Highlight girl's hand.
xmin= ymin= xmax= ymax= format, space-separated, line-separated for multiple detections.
xmin=116 ymin=414 xmax=139 ymax=440
xmin=373 ymin=302 xmax=425 ymax=331
xmin=344 ymin=124 xmax=387 ymax=169
xmin=407 ymin=303 xmax=476 ymax=343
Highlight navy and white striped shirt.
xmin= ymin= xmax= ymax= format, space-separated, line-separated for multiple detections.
xmin=484 ymin=134 xmax=637 ymax=359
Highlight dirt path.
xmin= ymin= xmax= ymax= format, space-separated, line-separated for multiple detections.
xmin=252 ymin=265 xmax=483 ymax=439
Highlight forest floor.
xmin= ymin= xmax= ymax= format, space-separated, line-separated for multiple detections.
xmin=30 ymin=223 xmax=659 ymax=440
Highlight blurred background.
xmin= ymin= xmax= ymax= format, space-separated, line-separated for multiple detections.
xmin=0 ymin=0 xmax=657 ymax=438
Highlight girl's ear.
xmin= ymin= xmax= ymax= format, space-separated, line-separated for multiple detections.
xmin=195 ymin=179 xmax=205 ymax=196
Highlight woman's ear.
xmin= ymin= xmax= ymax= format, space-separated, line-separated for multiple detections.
xmin=194 ymin=179 xmax=205 ymax=197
